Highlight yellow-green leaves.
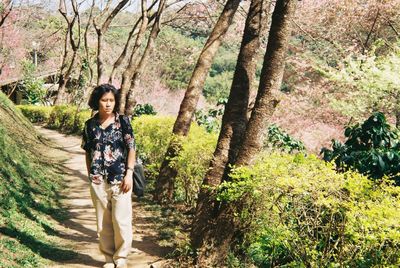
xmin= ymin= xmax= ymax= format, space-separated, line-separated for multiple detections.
xmin=217 ymin=152 xmax=400 ymax=266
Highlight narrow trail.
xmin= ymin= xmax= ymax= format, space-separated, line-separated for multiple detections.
xmin=35 ymin=126 xmax=168 ymax=268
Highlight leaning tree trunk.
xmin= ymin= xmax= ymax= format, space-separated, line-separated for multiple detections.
xmin=194 ymin=0 xmax=297 ymax=265
xmin=235 ymin=0 xmax=296 ymax=166
xmin=55 ymin=0 xmax=81 ymax=105
xmin=154 ymin=0 xmax=242 ymax=204
xmin=191 ymin=0 xmax=266 ymax=252
xmin=124 ymin=0 xmax=165 ymax=116
xmin=118 ymin=0 xmax=149 ymax=114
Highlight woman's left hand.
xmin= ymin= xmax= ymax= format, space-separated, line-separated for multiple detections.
xmin=121 ymin=174 xmax=133 ymax=193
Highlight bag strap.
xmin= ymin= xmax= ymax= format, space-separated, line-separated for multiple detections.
xmin=119 ymin=114 xmax=139 ymax=162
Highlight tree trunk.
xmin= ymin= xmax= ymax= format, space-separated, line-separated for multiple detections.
xmin=55 ymin=30 xmax=69 ymax=104
xmin=235 ymin=0 xmax=296 ymax=167
xmin=84 ymin=0 xmax=95 ymax=85
xmin=194 ymin=0 xmax=297 ymax=265
xmin=118 ymin=0 xmax=149 ymax=114
xmin=124 ymin=0 xmax=166 ymax=116
xmin=95 ymin=28 xmax=104 ymax=85
xmin=191 ymin=0 xmax=266 ymax=251
xmin=395 ymin=108 xmax=400 ymax=129
xmin=154 ymin=0 xmax=242 ymax=204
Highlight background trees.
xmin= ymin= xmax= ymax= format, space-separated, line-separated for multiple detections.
xmin=0 ymin=0 xmax=12 ymax=28
xmin=54 ymin=0 xmax=81 ymax=104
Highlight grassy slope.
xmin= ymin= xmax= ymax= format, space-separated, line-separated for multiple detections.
xmin=0 ymin=92 xmax=75 ymax=267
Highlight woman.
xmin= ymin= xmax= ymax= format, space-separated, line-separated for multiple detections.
xmin=81 ymin=84 xmax=136 ymax=268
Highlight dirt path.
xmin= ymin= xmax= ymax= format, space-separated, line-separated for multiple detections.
xmin=35 ymin=126 xmax=168 ymax=268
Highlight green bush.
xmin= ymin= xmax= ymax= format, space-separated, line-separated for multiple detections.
xmin=265 ymin=124 xmax=306 ymax=153
xmin=48 ymin=105 xmax=76 ymax=131
xmin=20 ymin=60 xmax=46 ymax=105
xmin=194 ymin=98 xmax=226 ymax=133
xmin=133 ymin=103 xmax=157 ymax=117
xmin=132 ymin=115 xmax=217 ymax=205
xmin=132 ymin=115 xmax=175 ymax=175
xmin=322 ymin=112 xmax=400 ymax=185
xmin=74 ymin=110 xmax=91 ymax=135
xmin=17 ymin=105 xmax=53 ymax=123
xmin=217 ymin=153 xmax=400 ymax=267
xmin=19 ymin=105 xmax=91 ymax=135
xmin=172 ymin=125 xmax=217 ymax=205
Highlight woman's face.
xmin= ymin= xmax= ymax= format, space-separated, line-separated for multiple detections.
xmin=98 ymin=91 xmax=116 ymax=115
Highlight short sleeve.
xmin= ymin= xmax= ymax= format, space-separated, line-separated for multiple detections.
xmin=121 ymin=115 xmax=136 ymax=150
xmin=81 ymin=121 xmax=91 ymax=152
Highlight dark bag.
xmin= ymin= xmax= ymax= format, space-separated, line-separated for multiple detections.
xmin=133 ymin=163 xmax=146 ymax=197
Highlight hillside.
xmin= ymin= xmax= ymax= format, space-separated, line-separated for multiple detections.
xmin=0 ymin=91 xmax=74 ymax=267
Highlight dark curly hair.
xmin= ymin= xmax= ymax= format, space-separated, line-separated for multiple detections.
xmin=88 ymin=84 xmax=120 ymax=112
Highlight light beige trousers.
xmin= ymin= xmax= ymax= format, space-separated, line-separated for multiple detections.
xmin=90 ymin=181 xmax=132 ymax=265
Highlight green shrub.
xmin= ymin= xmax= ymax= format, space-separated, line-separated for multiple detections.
xmin=74 ymin=110 xmax=91 ymax=135
xmin=194 ymin=98 xmax=226 ymax=133
xmin=322 ymin=112 xmax=400 ymax=185
xmin=48 ymin=105 xmax=76 ymax=131
xmin=20 ymin=60 xmax=46 ymax=105
xmin=132 ymin=115 xmax=217 ymax=205
xmin=265 ymin=124 xmax=306 ymax=153
xmin=217 ymin=153 xmax=400 ymax=267
xmin=19 ymin=105 xmax=91 ymax=135
xmin=17 ymin=105 xmax=53 ymax=123
xmin=132 ymin=115 xmax=175 ymax=171
xmin=172 ymin=124 xmax=217 ymax=205
xmin=133 ymin=103 xmax=157 ymax=117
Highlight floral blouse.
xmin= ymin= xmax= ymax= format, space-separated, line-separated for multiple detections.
xmin=81 ymin=112 xmax=136 ymax=184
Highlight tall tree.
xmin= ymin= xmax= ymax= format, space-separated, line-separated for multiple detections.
xmin=54 ymin=0 xmax=81 ymax=105
xmin=83 ymin=0 xmax=95 ymax=85
xmin=235 ymin=0 xmax=296 ymax=166
xmin=192 ymin=0 xmax=297 ymax=265
xmin=118 ymin=0 xmax=150 ymax=114
xmin=123 ymin=0 xmax=166 ymax=115
xmin=154 ymin=0 xmax=242 ymax=203
xmin=108 ymin=0 xmax=159 ymax=84
xmin=191 ymin=0 xmax=267 ymax=251
xmin=93 ymin=0 xmax=129 ymax=85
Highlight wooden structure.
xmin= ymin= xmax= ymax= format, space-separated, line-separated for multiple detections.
xmin=0 ymin=69 xmax=58 ymax=104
